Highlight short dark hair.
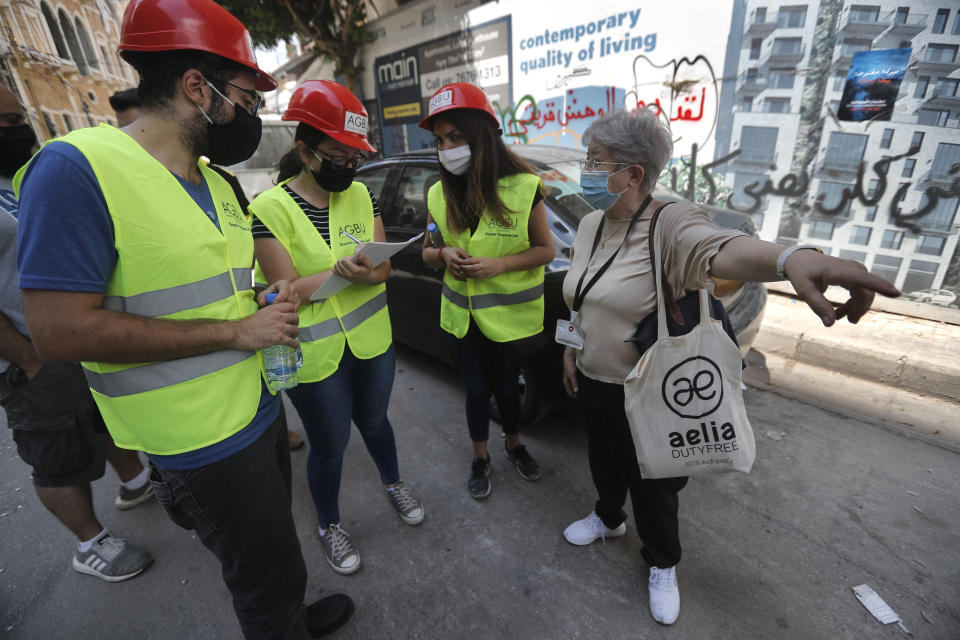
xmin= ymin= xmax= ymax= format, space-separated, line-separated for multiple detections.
xmin=124 ymin=50 xmax=250 ymax=110
xmin=108 ymin=88 xmax=140 ymax=112
xmin=276 ymin=123 xmax=329 ymax=182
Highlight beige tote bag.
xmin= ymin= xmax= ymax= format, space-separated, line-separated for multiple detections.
xmin=623 ymin=218 xmax=756 ymax=479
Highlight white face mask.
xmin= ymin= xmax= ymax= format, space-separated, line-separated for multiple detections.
xmin=438 ymin=145 xmax=471 ymax=175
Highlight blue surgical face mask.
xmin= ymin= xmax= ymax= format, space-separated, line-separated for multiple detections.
xmin=580 ymin=167 xmax=630 ymax=211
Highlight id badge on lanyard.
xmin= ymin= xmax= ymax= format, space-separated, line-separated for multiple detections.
xmin=555 ymin=311 xmax=584 ymax=349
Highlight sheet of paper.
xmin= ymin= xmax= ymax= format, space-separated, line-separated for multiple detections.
xmin=852 ymin=584 xmax=900 ymax=625
xmin=309 ymin=233 xmax=424 ymax=301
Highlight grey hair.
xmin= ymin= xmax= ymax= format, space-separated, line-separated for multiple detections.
xmin=582 ymin=108 xmax=673 ymax=195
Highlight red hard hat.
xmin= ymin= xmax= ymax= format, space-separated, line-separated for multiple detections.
xmin=118 ymin=0 xmax=277 ymax=92
xmin=283 ymin=80 xmax=376 ymax=153
xmin=419 ymin=82 xmax=499 ymax=132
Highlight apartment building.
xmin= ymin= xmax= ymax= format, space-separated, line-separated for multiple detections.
xmin=719 ymin=0 xmax=960 ymax=296
xmin=0 ymin=0 xmax=136 ymax=140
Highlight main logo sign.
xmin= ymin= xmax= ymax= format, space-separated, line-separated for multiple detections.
xmin=661 ymin=355 xmax=723 ymax=419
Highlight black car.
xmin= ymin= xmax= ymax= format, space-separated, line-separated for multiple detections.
xmin=355 ymin=145 xmax=766 ymax=423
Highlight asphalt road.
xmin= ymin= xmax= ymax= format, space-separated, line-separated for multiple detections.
xmin=1 ymin=345 xmax=958 ymax=639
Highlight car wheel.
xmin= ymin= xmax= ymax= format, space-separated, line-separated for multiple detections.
xmin=922 ymin=297 xmax=932 ymax=303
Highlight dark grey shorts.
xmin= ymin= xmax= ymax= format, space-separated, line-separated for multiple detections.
xmin=0 ymin=362 xmax=107 ymax=487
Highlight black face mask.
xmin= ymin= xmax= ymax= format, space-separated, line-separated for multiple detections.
xmin=1 ymin=124 xmax=38 ymax=176
xmin=203 ymin=101 xmax=262 ymax=166
xmin=311 ymin=158 xmax=356 ymax=193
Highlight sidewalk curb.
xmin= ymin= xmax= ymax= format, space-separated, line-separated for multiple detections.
xmin=753 ymin=291 xmax=960 ymax=404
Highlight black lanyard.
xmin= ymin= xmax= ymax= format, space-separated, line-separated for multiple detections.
xmin=571 ymin=194 xmax=652 ymax=313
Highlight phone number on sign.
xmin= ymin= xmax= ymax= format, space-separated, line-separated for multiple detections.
xmin=454 ymin=63 xmax=502 ymax=84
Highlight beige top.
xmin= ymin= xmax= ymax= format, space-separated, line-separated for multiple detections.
xmin=561 ymin=201 xmax=747 ymax=384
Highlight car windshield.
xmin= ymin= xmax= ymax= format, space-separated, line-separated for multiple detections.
xmin=228 ymin=124 xmax=296 ymax=171
xmin=533 ymin=159 xmax=595 ymax=226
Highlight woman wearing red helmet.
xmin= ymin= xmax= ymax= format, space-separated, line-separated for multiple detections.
xmin=420 ymin=82 xmax=555 ymax=499
xmin=252 ymin=80 xmax=423 ymax=576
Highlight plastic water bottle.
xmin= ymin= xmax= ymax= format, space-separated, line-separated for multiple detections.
xmin=427 ymin=222 xmax=445 ymax=247
xmin=262 ymin=292 xmax=300 ymax=392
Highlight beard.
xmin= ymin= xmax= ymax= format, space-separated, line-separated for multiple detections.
xmin=180 ymin=93 xmax=230 ymax=159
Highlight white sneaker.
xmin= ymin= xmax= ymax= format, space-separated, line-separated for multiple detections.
xmin=562 ymin=511 xmax=627 ymax=546
xmin=648 ymin=566 xmax=680 ymax=625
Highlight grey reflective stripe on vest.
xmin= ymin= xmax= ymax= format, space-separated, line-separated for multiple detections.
xmin=442 ymin=283 xmax=469 ymax=309
xmin=469 ymin=283 xmax=544 ymax=311
xmin=299 ymin=291 xmax=388 ymax=342
xmin=102 ymin=271 xmax=238 ymax=317
xmin=83 ymin=349 xmax=254 ymax=397
xmin=232 ymin=268 xmax=252 ymax=291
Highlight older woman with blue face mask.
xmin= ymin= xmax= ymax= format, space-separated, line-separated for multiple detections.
xmin=560 ymin=108 xmax=899 ymax=626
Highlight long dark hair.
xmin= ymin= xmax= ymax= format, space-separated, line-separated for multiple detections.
xmin=435 ymin=110 xmax=536 ymax=233
xmin=276 ymin=123 xmax=328 ymax=183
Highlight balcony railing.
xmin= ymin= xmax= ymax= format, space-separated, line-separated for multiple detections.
xmin=884 ymin=11 xmax=928 ymax=37
xmin=839 ymin=9 xmax=889 ymax=37
xmin=736 ymin=75 xmax=768 ymax=95
xmin=745 ymin=9 xmax=777 ymax=35
xmin=765 ymin=44 xmax=806 ymax=65
xmin=925 ymin=87 xmax=960 ymax=109
xmin=911 ymin=47 xmax=960 ymax=73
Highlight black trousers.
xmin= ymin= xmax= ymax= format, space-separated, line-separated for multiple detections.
xmin=578 ymin=373 xmax=688 ymax=569
xmin=150 ymin=411 xmax=311 ymax=640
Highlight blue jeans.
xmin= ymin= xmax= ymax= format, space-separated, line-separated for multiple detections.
xmin=287 ymin=345 xmax=400 ymax=528
xmin=150 ymin=412 xmax=310 ymax=640
xmin=447 ymin=319 xmax=522 ymax=443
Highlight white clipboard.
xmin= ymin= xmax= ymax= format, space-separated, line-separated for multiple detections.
xmin=308 ymin=232 xmax=424 ymax=301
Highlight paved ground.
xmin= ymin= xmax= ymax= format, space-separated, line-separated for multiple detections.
xmin=1 ymin=345 xmax=958 ymax=639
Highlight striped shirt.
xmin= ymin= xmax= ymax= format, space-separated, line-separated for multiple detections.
xmin=251 ymin=184 xmax=381 ymax=246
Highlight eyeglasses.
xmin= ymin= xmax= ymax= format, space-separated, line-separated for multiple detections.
xmin=313 ymin=148 xmax=367 ymax=169
xmin=223 ymin=80 xmax=262 ymax=115
xmin=579 ymin=159 xmax=635 ymax=171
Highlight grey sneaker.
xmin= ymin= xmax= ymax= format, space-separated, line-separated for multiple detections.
xmin=386 ymin=481 xmax=424 ymax=525
xmin=72 ymin=535 xmax=154 ymax=582
xmin=468 ymin=456 xmax=492 ymax=500
xmin=115 ymin=482 xmax=155 ymax=510
xmin=318 ymin=525 xmax=361 ymax=575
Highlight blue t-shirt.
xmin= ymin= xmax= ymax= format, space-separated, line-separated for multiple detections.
xmin=16 ymin=141 xmax=278 ymax=470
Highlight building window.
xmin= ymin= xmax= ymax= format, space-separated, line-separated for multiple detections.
xmin=933 ymin=8 xmax=949 ymax=34
xmin=870 ymin=254 xmax=902 ymax=284
xmin=754 ymin=7 xmax=767 ymax=24
xmin=777 ymin=5 xmax=808 ymax=28
xmin=769 ymin=68 xmax=797 ymax=89
xmin=741 ymin=96 xmax=753 ymax=112
xmin=953 ymin=11 xmax=960 ymax=35
xmin=100 ymin=46 xmax=114 ymax=75
xmin=772 ymin=37 xmax=803 ymax=56
xmin=750 ymin=38 xmax=762 ymax=60
xmin=74 ymin=18 xmax=98 ymax=70
xmin=911 ymin=131 xmax=925 ymax=151
xmin=849 ymin=225 xmax=872 ymax=245
xmin=902 ymin=259 xmax=940 ymax=293
xmin=879 ymin=129 xmax=894 ymax=149
xmin=902 ymin=158 xmax=916 ymax=178
xmin=894 ymin=7 xmax=910 ymax=25
xmin=849 ymin=5 xmax=880 ymax=23
xmin=865 ymin=205 xmax=878 ymax=221
xmin=731 ymin=173 xmax=769 ymax=210
xmin=916 ymin=235 xmax=946 ymax=256
xmin=832 ymin=70 xmax=847 ymax=92
xmin=763 ymin=98 xmax=791 ymax=113
xmin=40 ymin=3 xmax=70 ymax=59
xmin=914 ymin=76 xmax=930 ymax=99
xmin=745 ymin=68 xmax=759 ymax=85
xmin=738 ymin=126 xmax=779 ymax=165
xmin=42 ymin=111 xmax=58 ymax=136
xmin=839 ymin=249 xmax=867 ymax=261
xmin=808 ymin=220 xmax=835 ymax=240
xmin=931 ymin=143 xmax=960 ymax=180
xmin=815 ymin=181 xmax=854 ymax=216
xmin=57 ymin=10 xmax=89 ymax=75
xmin=914 ymin=195 xmax=959 ymax=231
xmin=934 ymin=77 xmax=960 ymax=98
xmin=918 ymin=109 xmax=951 ymax=127
xmin=881 ymin=229 xmax=904 ymax=249
xmin=866 ymin=179 xmax=880 ymax=199
xmin=824 ymin=132 xmax=868 ymax=171
xmin=925 ymin=44 xmax=959 ymax=64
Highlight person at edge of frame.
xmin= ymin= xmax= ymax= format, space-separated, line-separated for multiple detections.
xmin=420 ymin=82 xmax=556 ymax=500
xmin=1 ymin=81 xmax=155 ymax=584
xmin=13 ymin=0 xmax=353 ymax=637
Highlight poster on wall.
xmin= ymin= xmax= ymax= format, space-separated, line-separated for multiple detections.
xmin=838 ymin=48 xmax=912 ymax=122
xmin=374 ymin=16 xmax=512 ymax=155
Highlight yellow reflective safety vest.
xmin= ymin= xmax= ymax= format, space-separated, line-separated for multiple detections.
xmin=427 ymin=173 xmax=544 ymax=341
xmin=251 ymin=181 xmax=391 ymax=383
xmin=14 ymin=124 xmax=264 ymax=455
